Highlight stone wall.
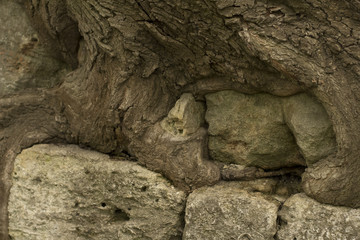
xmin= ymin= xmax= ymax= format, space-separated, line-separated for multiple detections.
xmin=9 ymin=141 xmax=358 ymax=239
xmin=8 ymin=92 xmax=344 ymax=240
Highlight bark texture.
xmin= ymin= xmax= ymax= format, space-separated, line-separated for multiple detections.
xmin=1 ymin=0 xmax=360 ymax=238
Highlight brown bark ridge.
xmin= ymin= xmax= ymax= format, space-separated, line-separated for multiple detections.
xmin=1 ymin=0 xmax=360 ymax=238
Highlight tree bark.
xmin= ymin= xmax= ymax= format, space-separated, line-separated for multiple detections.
xmin=1 ymin=0 xmax=360 ymax=238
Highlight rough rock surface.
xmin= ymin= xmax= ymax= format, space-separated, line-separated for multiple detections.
xmin=8 ymin=144 xmax=186 ymax=240
xmin=277 ymin=193 xmax=360 ymax=240
xmin=205 ymin=90 xmax=303 ymax=169
xmin=283 ymin=93 xmax=337 ymax=165
xmin=136 ymin=123 xmax=220 ymax=191
xmin=0 ymin=0 xmax=67 ymax=97
xmin=183 ymin=182 xmax=280 ymax=240
xmin=132 ymin=92 xmax=219 ymax=191
xmin=161 ymin=93 xmax=205 ymax=136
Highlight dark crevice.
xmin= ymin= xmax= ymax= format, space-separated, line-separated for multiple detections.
xmin=221 ymin=165 xmax=305 ymax=181
xmin=177 ymin=207 xmax=186 ymax=239
xmin=273 ymin=202 xmax=285 ymax=240
xmin=113 ymin=208 xmax=130 ymax=222
xmin=135 ymin=0 xmax=152 ymax=20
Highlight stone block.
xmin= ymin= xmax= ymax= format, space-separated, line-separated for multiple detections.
xmin=283 ymin=93 xmax=336 ymax=165
xmin=183 ymin=182 xmax=280 ymax=240
xmin=277 ymin=193 xmax=360 ymax=240
xmin=205 ymin=90 xmax=303 ymax=169
xmin=8 ymin=144 xmax=185 ymax=240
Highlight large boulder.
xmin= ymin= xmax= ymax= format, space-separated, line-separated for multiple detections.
xmin=183 ymin=182 xmax=280 ymax=240
xmin=205 ymin=90 xmax=304 ymax=169
xmin=8 ymin=144 xmax=186 ymax=240
xmin=283 ymin=93 xmax=337 ymax=165
xmin=277 ymin=193 xmax=360 ymax=240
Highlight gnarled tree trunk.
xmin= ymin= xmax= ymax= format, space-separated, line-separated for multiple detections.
xmin=1 ymin=0 xmax=360 ymax=238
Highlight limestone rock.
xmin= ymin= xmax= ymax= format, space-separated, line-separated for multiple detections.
xmin=277 ymin=193 xmax=360 ymax=240
xmin=8 ymin=144 xmax=186 ymax=240
xmin=283 ymin=93 xmax=337 ymax=165
xmin=161 ymin=93 xmax=205 ymax=136
xmin=183 ymin=182 xmax=280 ymax=240
xmin=205 ymin=90 xmax=304 ymax=169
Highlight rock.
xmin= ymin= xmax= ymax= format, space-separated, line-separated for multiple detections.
xmin=277 ymin=193 xmax=360 ymax=240
xmin=136 ymin=123 xmax=220 ymax=191
xmin=205 ymin=90 xmax=304 ymax=169
xmin=0 ymin=0 xmax=67 ymax=97
xmin=183 ymin=182 xmax=280 ymax=240
xmin=161 ymin=93 xmax=205 ymax=136
xmin=283 ymin=93 xmax=337 ymax=165
xmin=132 ymin=92 xmax=218 ymax=191
xmin=8 ymin=144 xmax=186 ymax=240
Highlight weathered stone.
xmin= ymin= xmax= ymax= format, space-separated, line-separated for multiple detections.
xmin=8 ymin=144 xmax=186 ymax=240
xmin=205 ymin=90 xmax=304 ymax=169
xmin=183 ymin=182 xmax=280 ymax=240
xmin=283 ymin=93 xmax=337 ymax=165
xmin=0 ymin=0 xmax=66 ymax=97
xmin=131 ymin=93 xmax=219 ymax=192
xmin=136 ymin=123 xmax=220 ymax=191
xmin=277 ymin=193 xmax=360 ymax=240
xmin=161 ymin=93 xmax=205 ymax=136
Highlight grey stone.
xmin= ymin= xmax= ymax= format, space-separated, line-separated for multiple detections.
xmin=8 ymin=144 xmax=186 ymax=240
xmin=183 ymin=182 xmax=280 ymax=240
xmin=277 ymin=193 xmax=360 ymax=240
xmin=283 ymin=93 xmax=337 ymax=165
xmin=0 ymin=0 xmax=66 ymax=97
xmin=161 ymin=93 xmax=205 ymax=136
xmin=205 ymin=90 xmax=304 ymax=169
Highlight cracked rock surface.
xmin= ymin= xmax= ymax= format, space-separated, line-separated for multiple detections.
xmin=8 ymin=144 xmax=186 ymax=240
xmin=205 ymin=91 xmax=336 ymax=169
xmin=183 ymin=182 xmax=280 ymax=240
xmin=277 ymin=193 xmax=360 ymax=240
